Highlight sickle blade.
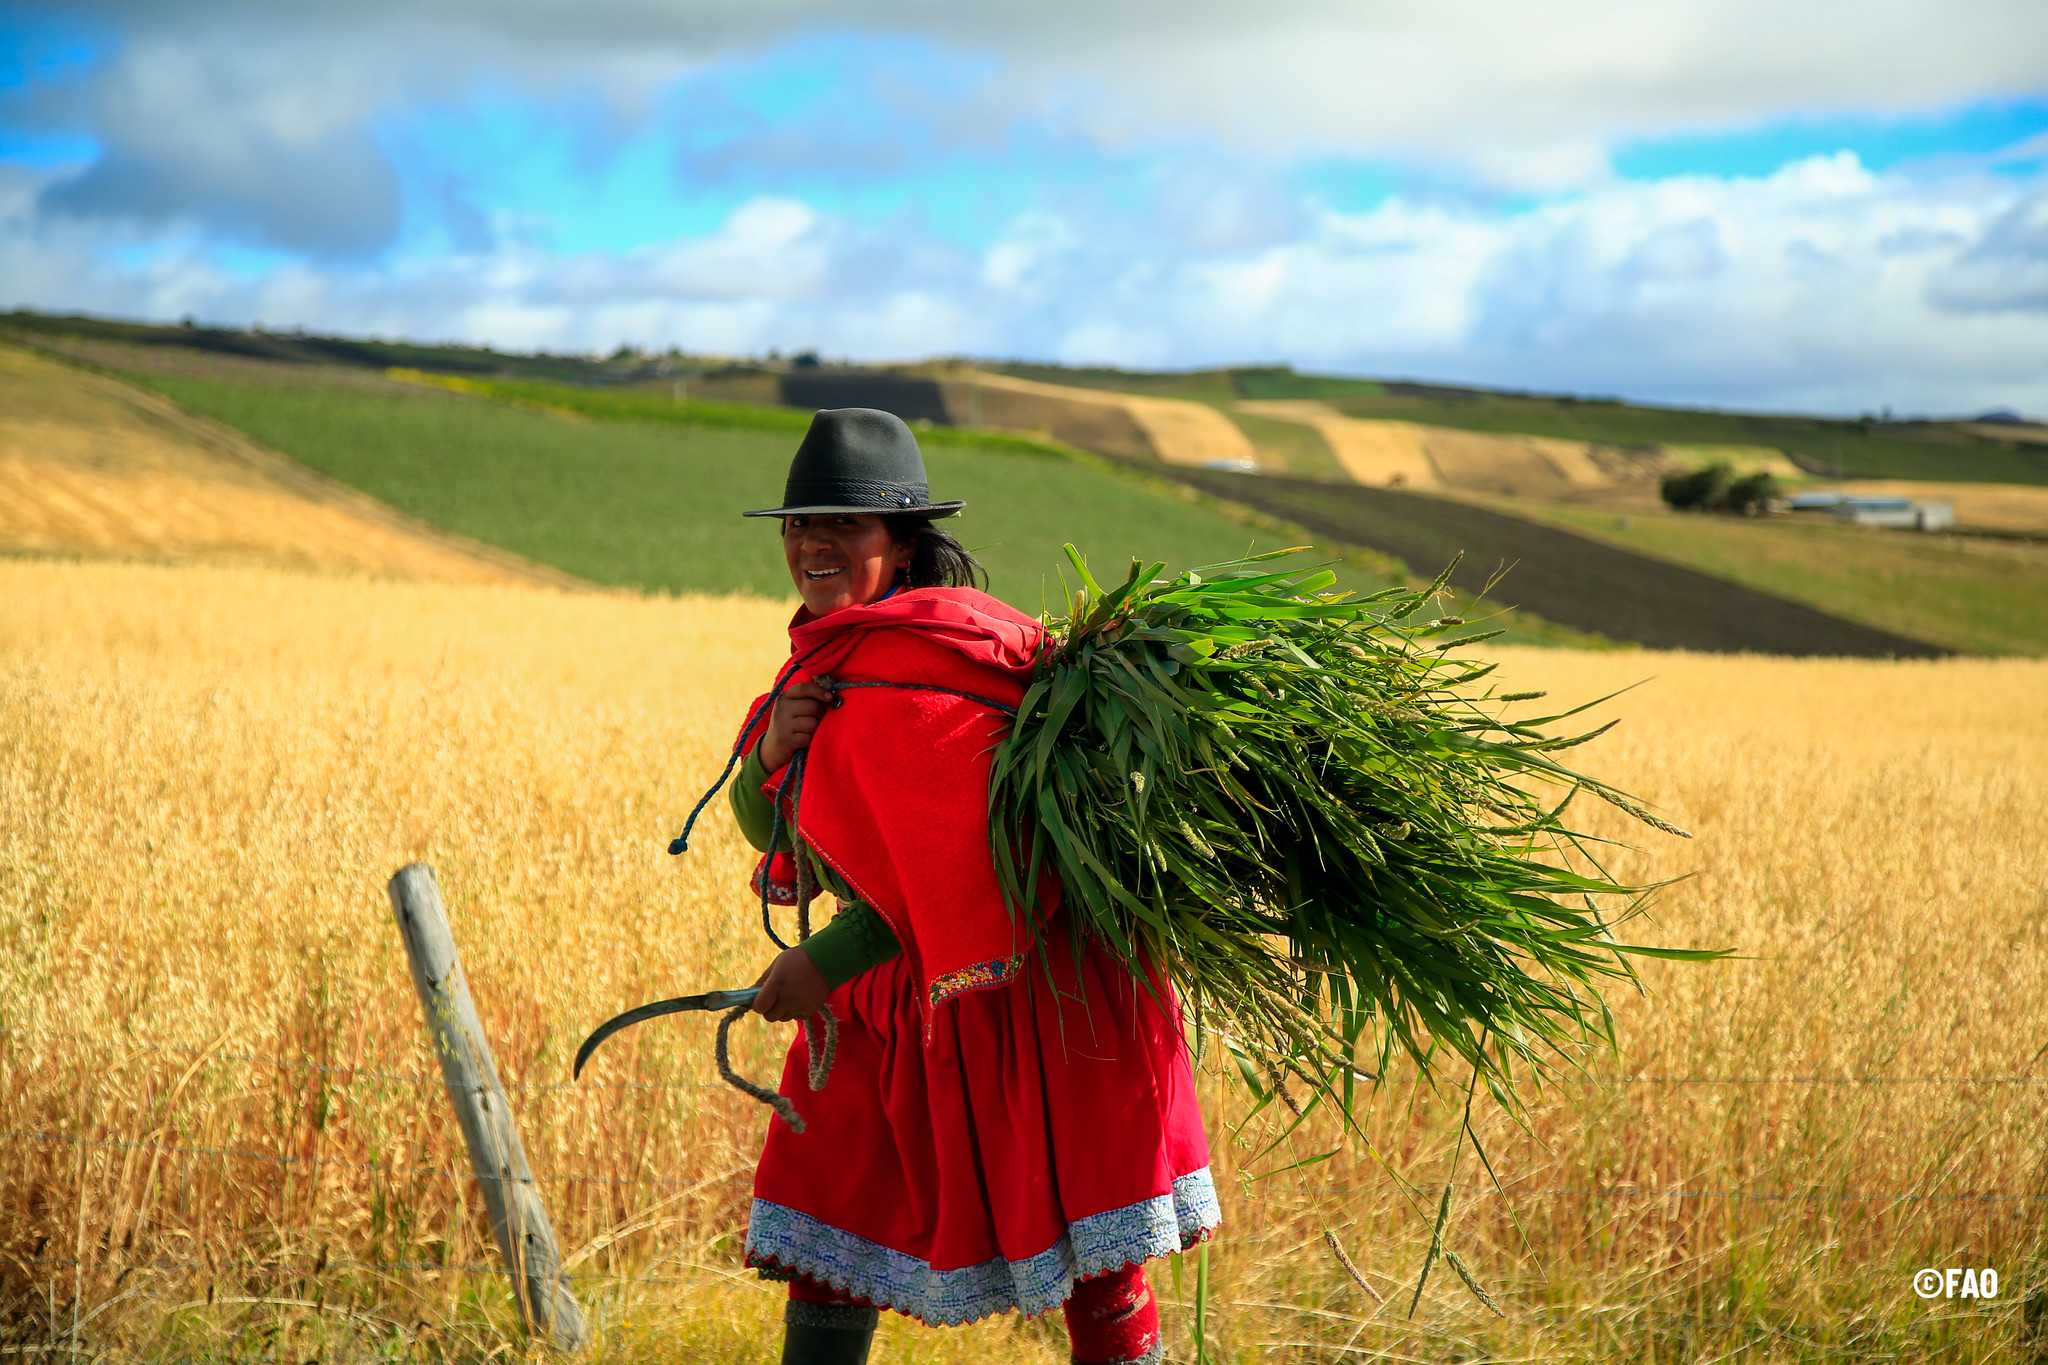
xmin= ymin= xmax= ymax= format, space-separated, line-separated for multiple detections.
xmin=573 ymin=986 xmax=761 ymax=1079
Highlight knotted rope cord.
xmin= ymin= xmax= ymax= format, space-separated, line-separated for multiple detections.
xmin=669 ymin=661 xmax=1022 ymax=861
xmin=827 ymin=679 xmax=1020 ymax=716
xmin=745 ymin=678 xmax=1019 ymax=953
xmin=666 ymin=654 xmax=807 ymax=856
xmin=718 ymin=741 xmax=838 ymax=1127
xmin=714 ymin=1005 xmax=807 ymax=1133
xmin=794 ymin=819 xmax=817 ymax=941
xmin=802 ymin=1012 xmax=837 ymax=1091
xmin=676 ymin=670 xmax=1019 ymax=1130
xmin=757 ymin=750 xmax=804 ymax=950
xmin=783 ymin=748 xmax=838 ymax=1099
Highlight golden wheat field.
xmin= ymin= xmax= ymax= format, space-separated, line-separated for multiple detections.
xmin=3 ymin=556 xmax=2045 ymax=1363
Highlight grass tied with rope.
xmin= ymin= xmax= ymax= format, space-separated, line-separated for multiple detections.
xmin=991 ymin=546 xmax=1725 ymax=1123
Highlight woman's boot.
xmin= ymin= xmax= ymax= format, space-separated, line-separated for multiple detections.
xmin=1065 ymin=1264 xmax=1163 ymax=1364
xmin=779 ymin=1299 xmax=878 ymax=1364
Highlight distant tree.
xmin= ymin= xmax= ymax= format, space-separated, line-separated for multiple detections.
xmin=1660 ymin=463 xmax=1733 ymax=511
xmin=1661 ymin=464 xmax=1781 ymax=515
xmin=1724 ymin=472 xmax=1782 ymax=516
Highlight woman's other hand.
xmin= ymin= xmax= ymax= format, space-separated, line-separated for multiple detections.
xmin=757 ymin=679 xmax=835 ymax=771
xmin=753 ymin=946 xmax=831 ymax=1022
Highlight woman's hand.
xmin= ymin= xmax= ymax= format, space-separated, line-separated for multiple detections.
xmin=753 ymin=946 xmax=831 ymax=1022
xmin=756 ymin=679 xmax=835 ymax=772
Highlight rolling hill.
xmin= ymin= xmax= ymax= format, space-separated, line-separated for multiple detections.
xmin=10 ymin=308 xmax=2043 ymax=654
xmin=1 ymin=329 xmax=1427 ymax=619
xmin=0 ymin=341 xmax=564 ymax=585
xmin=982 ymin=359 xmax=2048 ymax=487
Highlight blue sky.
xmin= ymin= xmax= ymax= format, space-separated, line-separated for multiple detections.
xmin=1613 ymin=100 xmax=2048 ymax=181
xmin=3 ymin=1 xmax=2047 ymax=414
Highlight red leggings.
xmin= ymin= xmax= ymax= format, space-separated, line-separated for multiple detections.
xmin=788 ymin=1263 xmax=1160 ymax=1362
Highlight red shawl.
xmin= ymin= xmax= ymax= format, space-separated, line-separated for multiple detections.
xmin=740 ymin=588 xmax=1056 ymax=1031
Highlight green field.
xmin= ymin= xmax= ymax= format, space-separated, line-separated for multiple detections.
xmin=22 ymin=310 xmax=2038 ymax=488
xmin=22 ymin=310 xmax=2033 ymax=652
xmin=1527 ymin=504 xmax=2048 ymax=656
xmin=2 ymin=309 xmax=663 ymax=386
xmin=401 ymin=369 xmax=1090 ymax=465
xmin=1223 ymin=407 xmax=1348 ymax=480
xmin=116 ymin=364 xmax=1394 ymax=609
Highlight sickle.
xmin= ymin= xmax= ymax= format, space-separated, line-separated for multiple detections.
xmin=573 ymin=986 xmax=761 ymax=1079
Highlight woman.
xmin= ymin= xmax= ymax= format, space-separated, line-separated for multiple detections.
xmin=723 ymin=408 xmax=1216 ymax=1365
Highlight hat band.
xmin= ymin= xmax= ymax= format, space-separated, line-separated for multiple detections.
xmin=782 ymin=476 xmax=933 ymax=510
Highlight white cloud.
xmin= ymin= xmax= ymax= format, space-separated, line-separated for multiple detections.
xmin=1928 ymin=188 xmax=2048 ymax=311
xmin=43 ymin=0 xmax=2048 ymax=201
xmin=6 ymin=0 xmax=2042 ymax=421
xmin=26 ymin=28 xmax=414 ymax=256
xmin=8 ymin=152 xmax=2046 ymax=415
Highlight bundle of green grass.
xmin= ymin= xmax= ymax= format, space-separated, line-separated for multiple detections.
xmin=991 ymin=547 xmax=1713 ymax=1115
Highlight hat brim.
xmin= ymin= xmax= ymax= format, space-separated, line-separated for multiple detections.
xmin=741 ymin=500 xmax=964 ymax=519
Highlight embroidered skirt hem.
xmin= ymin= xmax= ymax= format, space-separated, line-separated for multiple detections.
xmin=744 ymin=1170 xmax=1220 ymax=1325
xmin=742 ymin=924 xmax=1216 ymax=1328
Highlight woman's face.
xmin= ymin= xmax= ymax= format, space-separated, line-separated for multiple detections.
xmin=783 ymin=513 xmax=914 ymax=615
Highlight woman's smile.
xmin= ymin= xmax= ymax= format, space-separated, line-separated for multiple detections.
xmin=783 ymin=512 xmax=913 ymax=614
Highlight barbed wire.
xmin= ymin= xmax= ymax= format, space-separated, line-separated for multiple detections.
xmin=2 ymin=1253 xmax=2017 ymax=1365
xmin=4 ymin=1130 xmax=2038 ymax=1205
xmin=2 ymin=1252 xmax=714 ymax=1289
xmin=10 ymin=1255 xmax=2022 ymax=1328
xmin=0 ymin=1027 xmax=722 ymax=1093
xmin=0 ymin=1131 xmax=752 ymax=1192
xmin=7 ymin=1026 xmax=2042 ymax=1091
xmin=1431 ymin=1188 xmax=2045 ymax=1203
xmin=1575 ymin=1075 xmax=2048 ymax=1085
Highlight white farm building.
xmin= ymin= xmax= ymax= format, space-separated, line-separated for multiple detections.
xmin=1786 ymin=492 xmax=1956 ymax=531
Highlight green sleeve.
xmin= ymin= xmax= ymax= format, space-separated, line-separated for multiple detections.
xmin=730 ymin=748 xmax=901 ymax=986
xmin=729 ymin=750 xmax=855 ymax=900
xmin=798 ymin=901 xmax=903 ymax=989
xmin=729 ymin=748 xmax=790 ymax=853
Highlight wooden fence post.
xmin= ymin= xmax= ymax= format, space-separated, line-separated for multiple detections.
xmin=388 ymin=862 xmax=589 ymax=1352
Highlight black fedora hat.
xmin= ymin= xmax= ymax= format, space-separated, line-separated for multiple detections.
xmin=742 ymin=407 xmax=964 ymax=519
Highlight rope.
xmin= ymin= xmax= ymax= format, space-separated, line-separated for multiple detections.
xmin=712 ymin=998 xmax=839 ymax=1132
xmin=734 ymin=718 xmax=837 ymax=1124
xmin=803 ymin=1011 xmax=838 ymax=1092
xmin=757 ymin=749 xmax=804 ymax=950
xmin=827 ymin=680 xmax=1020 ymax=716
xmin=667 ymin=655 xmax=809 ymax=855
xmin=714 ymin=1005 xmax=805 ymax=1134
xmin=681 ymin=668 xmax=1017 ymax=1127
xmin=784 ymin=757 xmax=837 ymax=1101
xmin=668 ymin=662 xmax=1015 ymax=859
xmin=795 ymin=853 xmax=815 ymax=941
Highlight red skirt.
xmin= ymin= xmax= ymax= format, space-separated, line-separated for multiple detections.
xmin=742 ymin=928 xmax=1218 ymax=1325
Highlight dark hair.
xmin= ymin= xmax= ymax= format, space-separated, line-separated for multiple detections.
xmin=883 ymin=514 xmax=987 ymax=590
